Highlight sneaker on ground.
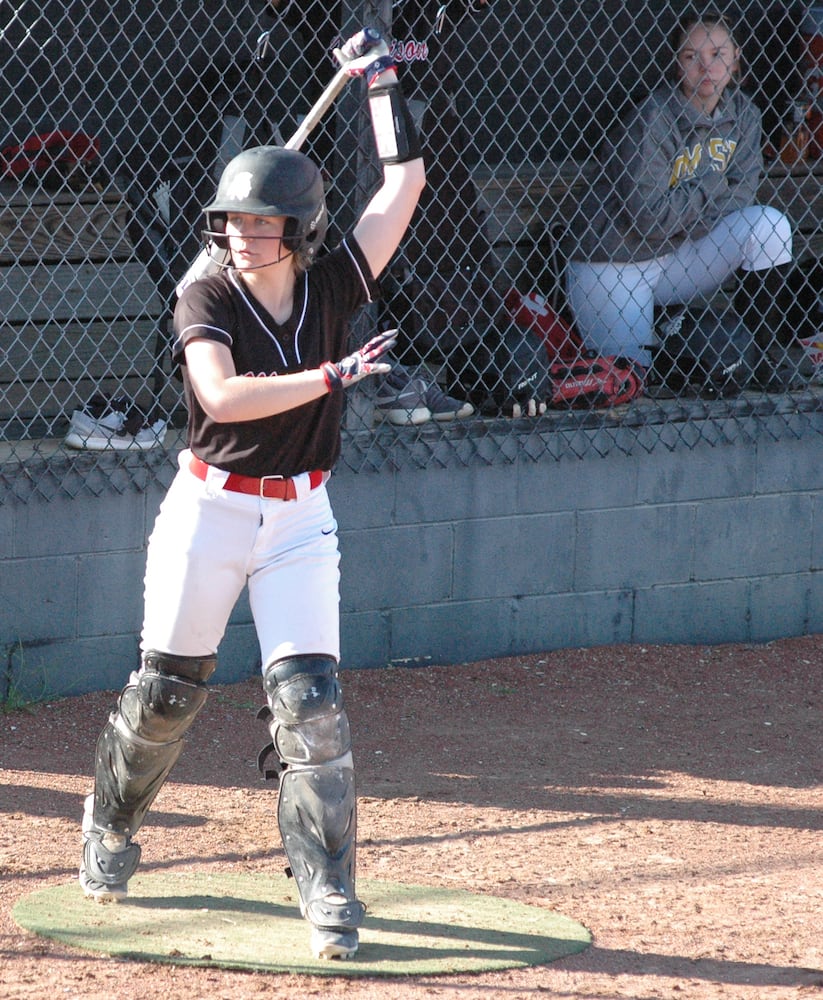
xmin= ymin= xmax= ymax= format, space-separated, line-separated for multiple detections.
xmin=133 ymin=418 xmax=168 ymax=448
xmin=423 ymin=380 xmax=474 ymax=421
xmin=310 ymin=926 xmax=359 ymax=960
xmin=373 ymin=374 xmax=431 ymax=426
xmin=64 ymin=395 xmax=167 ymax=451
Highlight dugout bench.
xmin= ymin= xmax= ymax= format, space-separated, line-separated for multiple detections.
xmin=472 ymin=156 xmax=823 ymax=310
xmin=0 ymin=178 xmax=178 ymax=442
xmin=0 ymin=158 xmax=820 ymax=446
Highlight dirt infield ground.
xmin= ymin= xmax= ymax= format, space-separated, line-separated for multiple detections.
xmin=2 ymin=636 xmax=822 ymax=1000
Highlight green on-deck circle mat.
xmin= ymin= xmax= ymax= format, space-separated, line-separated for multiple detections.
xmin=14 ymin=873 xmax=591 ymax=977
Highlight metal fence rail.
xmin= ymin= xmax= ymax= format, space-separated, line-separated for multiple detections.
xmin=1 ymin=1 xmax=821 ymax=499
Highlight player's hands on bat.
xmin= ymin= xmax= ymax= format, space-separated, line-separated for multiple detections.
xmin=321 ymin=329 xmax=398 ymax=391
xmin=333 ymin=27 xmax=393 ymax=83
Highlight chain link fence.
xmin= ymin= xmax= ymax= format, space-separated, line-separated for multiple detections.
xmin=1 ymin=1 xmax=821 ymax=499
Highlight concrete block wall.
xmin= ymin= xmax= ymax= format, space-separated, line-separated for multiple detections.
xmin=336 ymin=415 xmax=823 ymax=669
xmin=2 ymin=413 xmax=823 ymax=703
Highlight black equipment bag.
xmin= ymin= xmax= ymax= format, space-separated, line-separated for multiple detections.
xmin=652 ymin=306 xmax=759 ymax=397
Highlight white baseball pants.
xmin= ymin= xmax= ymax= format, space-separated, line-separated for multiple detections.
xmin=141 ymin=450 xmax=341 ymax=670
xmin=566 ymin=205 xmax=793 ymax=365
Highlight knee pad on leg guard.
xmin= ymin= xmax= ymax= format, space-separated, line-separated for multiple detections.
xmin=278 ymin=763 xmax=364 ymax=932
xmin=257 ymin=655 xmax=352 ymax=780
xmin=92 ymin=651 xmax=217 ymax=836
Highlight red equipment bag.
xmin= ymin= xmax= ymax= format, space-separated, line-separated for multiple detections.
xmin=505 ymin=287 xmax=584 ymax=363
xmin=506 ymin=288 xmax=644 ymax=408
xmin=1 ymin=130 xmax=101 ymax=187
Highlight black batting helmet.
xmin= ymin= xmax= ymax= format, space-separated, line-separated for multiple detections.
xmin=203 ymin=146 xmax=328 ymax=266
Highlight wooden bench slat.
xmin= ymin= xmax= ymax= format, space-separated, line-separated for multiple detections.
xmin=0 ymin=375 xmax=182 ymax=437
xmin=472 ymin=159 xmax=823 ymax=275
xmin=0 ymin=181 xmax=177 ymax=439
xmin=0 ymin=182 xmax=134 ymax=264
xmin=0 ymin=259 xmax=165 ymax=323
xmin=0 ymin=318 xmax=166 ymax=383
xmin=2 ymin=375 xmax=167 ymax=416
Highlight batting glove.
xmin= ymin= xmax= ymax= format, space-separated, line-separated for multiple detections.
xmin=334 ymin=27 xmax=394 ymax=84
xmin=322 ymin=329 xmax=398 ymax=391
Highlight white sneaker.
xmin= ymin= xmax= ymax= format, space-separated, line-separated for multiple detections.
xmin=373 ymin=374 xmax=432 ymax=426
xmin=310 ymin=927 xmax=359 ymax=960
xmin=133 ymin=419 xmax=168 ymax=449
xmin=64 ymin=396 xmax=167 ymax=451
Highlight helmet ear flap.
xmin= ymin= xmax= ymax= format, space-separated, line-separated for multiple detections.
xmin=282 ymin=216 xmax=299 ymax=253
xmin=205 ymin=213 xmax=229 ymax=250
xmin=282 ymin=212 xmax=325 ymax=265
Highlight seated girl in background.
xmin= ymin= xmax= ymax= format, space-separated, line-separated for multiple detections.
xmin=564 ymin=7 xmax=794 ymax=387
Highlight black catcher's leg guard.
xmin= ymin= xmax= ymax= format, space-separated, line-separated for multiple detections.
xmin=260 ymin=654 xmax=364 ymax=958
xmin=92 ymin=650 xmax=217 ymax=834
xmin=278 ymin=764 xmax=363 ymax=932
xmin=80 ymin=650 xmax=216 ymax=901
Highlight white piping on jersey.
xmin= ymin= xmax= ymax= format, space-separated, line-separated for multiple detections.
xmin=228 ymin=268 xmax=310 ymax=367
xmin=342 ymin=238 xmax=374 ymax=303
xmin=188 ymin=241 xmax=370 ymax=369
xmin=178 ymin=321 xmax=231 ymax=345
xmin=292 ymin=274 xmax=309 ymax=360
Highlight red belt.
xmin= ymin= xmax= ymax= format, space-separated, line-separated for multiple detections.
xmin=189 ymin=456 xmax=325 ymax=501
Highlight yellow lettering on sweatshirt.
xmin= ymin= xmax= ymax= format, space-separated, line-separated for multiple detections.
xmin=669 ymin=137 xmax=737 ymax=186
xmin=669 ymin=144 xmax=702 ymax=187
xmin=708 ymin=137 xmax=737 ymax=170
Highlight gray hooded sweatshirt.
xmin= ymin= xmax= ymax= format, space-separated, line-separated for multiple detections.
xmin=566 ymin=83 xmax=763 ymax=263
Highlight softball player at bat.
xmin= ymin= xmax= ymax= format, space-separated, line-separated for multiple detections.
xmin=79 ymin=28 xmax=425 ymax=961
xmin=565 ymin=8 xmax=793 ymax=373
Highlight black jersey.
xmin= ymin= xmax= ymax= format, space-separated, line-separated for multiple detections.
xmin=172 ymin=237 xmax=379 ymax=478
